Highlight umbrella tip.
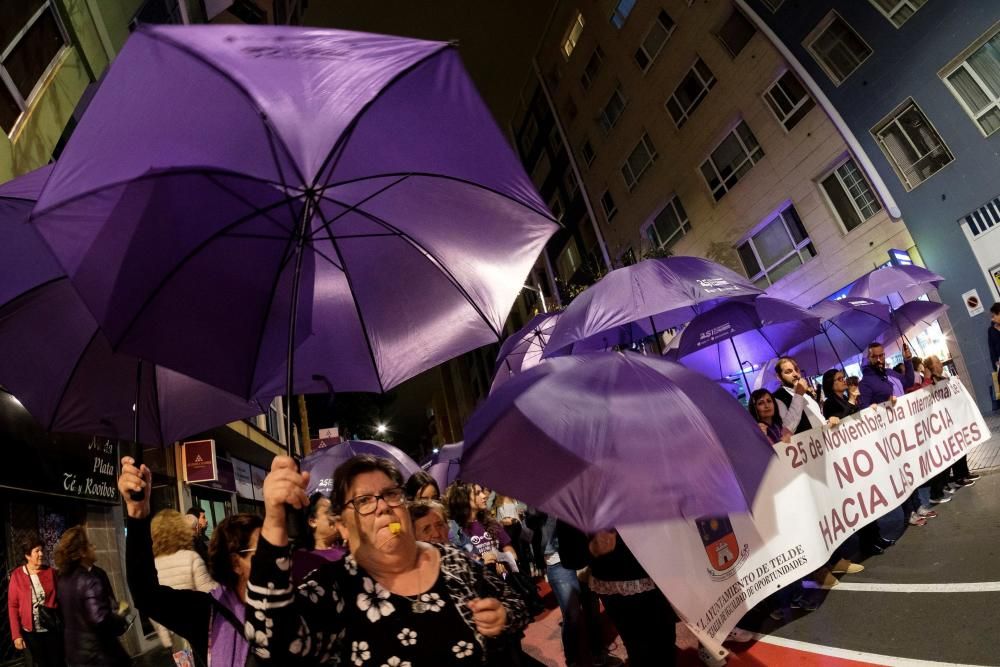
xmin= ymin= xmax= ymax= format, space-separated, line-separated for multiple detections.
xmin=447 ymin=38 xmax=460 ymax=47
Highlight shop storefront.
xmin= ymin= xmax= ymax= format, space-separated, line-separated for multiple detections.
xmin=0 ymin=391 xmax=158 ymax=663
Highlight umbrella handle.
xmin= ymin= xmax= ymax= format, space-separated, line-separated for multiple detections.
xmin=129 ymin=363 xmax=146 ymax=501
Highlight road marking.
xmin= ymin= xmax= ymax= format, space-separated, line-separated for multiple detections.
xmin=811 ymin=580 xmax=1000 ymax=593
xmin=750 ymin=633 xmax=991 ymax=666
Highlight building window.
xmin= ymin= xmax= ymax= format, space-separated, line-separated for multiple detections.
xmin=666 ymin=58 xmax=716 ymax=128
xmin=532 ymin=151 xmax=552 ymax=189
xmin=519 ymin=114 xmax=538 ymax=158
xmin=942 ymin=29 xmax=1000 ymax=137
xmin=580 ymin=46 xmax=604 ymax=90
xmin=556 ymin=241 xmax=582 ymax=282
xmin=820 ymin=158 xmax=883 ymax=232
xmin=548 ymin=193 xmax=565 ymax=221
xmin=601 ymin=190 xmax=618 ymax=221
xmin=716 ymin=7 xmax=755 ymax=58
xmin=611 ymin=0 xmax=637 ymax=29
xmin=548 ymin=124 xmax=563 ymax=156
xmin=1 ymin=2 xmax=69 ymax=135
xmin=700 ymin=121 xmax=765 ymax=201
xmin=737 ymin=204 xmax=816 ymax=287
xmin=869 ymin=0 xmax=928 ymax=28
xmin=581 ymin=138 xmax=596 ymax=166
xmin=635 ymin=10 xmax=675 ymax=72
xmin=805 ymin=12 xmax=873 ymax=85
xmin=563 ymin=169 xmax=579 ymax=198
xmin=960 ymin=193 xmax=1000 ymax=238
xmin=760 ymin=0 xmax=785 ymax=11
xmin=763 ymin=70 xmax=816 ymax=131
xmin=598 ymin=84 xmax=627 ymax=133
xmin=562 ymin=11 xmax=585 ymax=60
xmin=645 ymin=196 xmax=690 ymax=251
xmin=621 ymin=133 xmax=657 ymax=190
xmin=873 ymin=100 xmax=954 ymax=190
xmin=564 ymin=95 xmax=579 ymax=121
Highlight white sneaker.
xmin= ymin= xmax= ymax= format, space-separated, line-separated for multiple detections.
xmin=698 ymin=645 xmax=728 ymax=667
xmin=726 ymin=627 xmax=754 ymax=643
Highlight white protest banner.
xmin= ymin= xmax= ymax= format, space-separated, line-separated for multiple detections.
xmin=620 ymin=379 xmax=989 ymax=644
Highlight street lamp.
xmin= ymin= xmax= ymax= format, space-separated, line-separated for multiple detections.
xmin=375 ymin=422 xmax=388 ymax=435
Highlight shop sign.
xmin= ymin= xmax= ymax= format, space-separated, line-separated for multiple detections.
xmin=183 ymin=439 xmax=217 ymax=483
xmin=233 ymin=459 xmax=254 ymax=499
xmin=192 ymin=457 xmax=236 ymax=493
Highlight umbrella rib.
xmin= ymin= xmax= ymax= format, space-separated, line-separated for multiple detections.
xmin=46 ymin=327 xmax=103 ymax=434
xmin=318 ymin=171 xmax=559 ymax=226
xmin=309 ymin=44 xmax=452 ymax=190
xmin=312 ymin=204 xmax=386 ymax=394
xmin=320 ymin=193 xmax=503 ymax=339
xmin=111 ymin=194 xmax=299 ymax=354
xmin=142 ymin=26 xmax=307 ymax=187
xmin=0 ymin=275 xmax=66 ymax=314
xmin=246 ymin=211 xmax=306 ymax=400
xmin=313 ymin=174 xmax=412 ymax=228
xmin=30 ymin=166 xmax=293 ymax=219
xmin=202 ymin=172 xmax=297 ymax=238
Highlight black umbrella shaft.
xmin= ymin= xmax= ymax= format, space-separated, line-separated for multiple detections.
xmin=285 ymin=200 xmax=312 ymax=456
xmin=130 ymin=362 xmax=145 ymax=501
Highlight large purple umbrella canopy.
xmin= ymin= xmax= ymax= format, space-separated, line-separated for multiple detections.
xmin=32 ymin=25 xmax=558 ymax=401
xmin=847 ymin=265 xmax=943 ymax=301
xmin=301 ymin=440 xmax=420 ymax=496
xmin=545 ymin=257 xmax=762 ymax=357
xmin=672 ymin=297 xmax=822 ymax=381
xmin=786 ymin=297 xmax=892 ymax=376
xmin=0 ymin=167 xmax=268 ymax=445
xmin=426 ymin=441 xmax=464 ymax=490
xmin=879 ymin=300 xmax=949 ymax=346
xmin=491 ymin=313 xmax=559 ymax=394
xmin=462 ymin=353 xmax=774 ymax=532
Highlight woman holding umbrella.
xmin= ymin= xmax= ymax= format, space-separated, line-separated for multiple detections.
xmin=119 ymin=456 xmax=263 ymax=666
xmin=243 ymin=454 xmax=529 ymax=665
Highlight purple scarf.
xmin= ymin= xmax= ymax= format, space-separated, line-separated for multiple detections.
xmin=209 ymin=587 xmax=249 ymax=667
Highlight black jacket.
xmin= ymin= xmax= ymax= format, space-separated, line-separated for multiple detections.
xmin=57 ymin=565 xmax=129 ymax=667
xmin=823 ymin=395 xmax=860 ymax=420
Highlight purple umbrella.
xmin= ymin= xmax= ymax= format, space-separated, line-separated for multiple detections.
xmin=785 ymin=297 xmax=892 ymax=376
xmin=426 ymin=441 xmax=464 ymax=491
xmin=878 ymin=300 xmax=949 ymax=347
xmin=847 ymin=265 xmax=943 ymax=302
xmin=492 ymin=313 xmax=559 ymax=394
xmin=0 ymin=167 xmax=268 ymax=445
xmin=32 ymin=25 xmax=558 ymax=449
xmin=671 ymin=297 xmax=822 ymax=386
xmin=544 ymin=257 xmax=762 ymax=356
xmin=301 ymin=440 xmax=420 ymax=496
xmin=462 ymin=353 xmax=774 ymax=532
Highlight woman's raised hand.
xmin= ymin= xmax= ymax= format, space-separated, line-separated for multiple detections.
xmin=118 ymin=456 xmax=152 ymax=519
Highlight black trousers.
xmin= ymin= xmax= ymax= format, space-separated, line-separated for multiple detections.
xmin=600 ymin=588 xmax=677 ymax=667
xmin=951 ymin=455 xmax=971 ymax=480
xmin=23 ymin=629 xmax=65 ymax=667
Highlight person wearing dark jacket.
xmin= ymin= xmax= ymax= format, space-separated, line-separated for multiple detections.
xmin=121 ymin=456 xmax=261 ymax=667
xmin=857 ymin=342 xmax=914 ymax=408
xmin=557 ymin=521 xmax=676 ymax=667
xmin=821 ymin=369 xmax=860 ymax=421
xmin=773 ymin=357 xmax=829 ymax=433
xmin=54 ymin=526 xmax=129 ymax=667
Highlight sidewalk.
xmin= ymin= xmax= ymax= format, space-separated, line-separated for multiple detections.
xmin=966 ymin=412 xmax=1000 ymax=471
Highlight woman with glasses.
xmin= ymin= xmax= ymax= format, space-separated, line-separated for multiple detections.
xmin=244 ymin=453 xmax=530 ymax=665
xmin=118 ymin=456 xmax=263 ymax=666
xmin=821 ymin=369 xmax=860 ymax=421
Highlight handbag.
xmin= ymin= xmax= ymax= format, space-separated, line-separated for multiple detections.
xmin=26 ymin=568 xmax=62 ymax=632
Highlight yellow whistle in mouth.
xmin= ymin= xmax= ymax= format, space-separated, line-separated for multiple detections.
xmin=389 ymin=522 xmax=401 ymax=535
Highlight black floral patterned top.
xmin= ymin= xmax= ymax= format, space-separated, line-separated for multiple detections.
xmin=245 ymin=537 xmax=529 ymax=665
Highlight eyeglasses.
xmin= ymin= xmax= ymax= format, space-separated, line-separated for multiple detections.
xmin=345 ymin=487 xmax=406 ymax=516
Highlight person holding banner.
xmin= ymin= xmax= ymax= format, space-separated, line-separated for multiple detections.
xmin=773 ymin=358 xmax=834 ymax=434
xmin=925 ymin=356 xmax=980 ymax=489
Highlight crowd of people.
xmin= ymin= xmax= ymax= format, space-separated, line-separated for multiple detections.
xmin=8 ymin=324 xmax=993 ymax=667
xmin=748 ymin=340 xmax=980 ymax=620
